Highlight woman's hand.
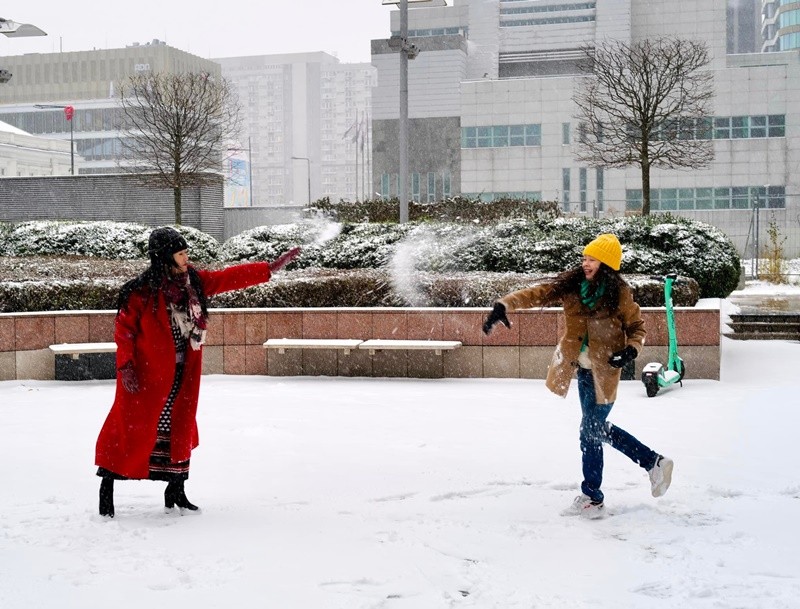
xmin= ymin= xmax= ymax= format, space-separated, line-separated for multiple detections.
xmin=118 ymin=362 xmax=139 ymax=393
xmin=482 ymin=302 xmax=510 ymax=335
xmin=269 ymin=247 xmax=301 ymax=272
xmin=608 ymin=345 xmax=637 ymax=368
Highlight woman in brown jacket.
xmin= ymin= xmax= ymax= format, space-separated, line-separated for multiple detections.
xmin=482 ymin=233 xmax=673 ymax=519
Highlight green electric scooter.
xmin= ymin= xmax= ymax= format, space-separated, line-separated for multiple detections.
xmin=641 ymin=273 xmax=686 ymax=398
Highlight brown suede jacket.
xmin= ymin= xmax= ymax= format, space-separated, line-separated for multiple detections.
xmin=499 ymin=282 xmax=646 ymax=404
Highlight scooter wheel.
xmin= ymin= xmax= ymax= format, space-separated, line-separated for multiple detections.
xmin=644 ymin=376 xmax=659 ymax=398
xmin=678 ymin=361 xmax=686 ymax=382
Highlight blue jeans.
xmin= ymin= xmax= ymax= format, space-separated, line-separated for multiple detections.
xmin=577 ymin=367 xmax=659 ymax=503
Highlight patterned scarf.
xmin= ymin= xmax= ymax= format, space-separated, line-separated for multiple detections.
xmin=162 ymin=272 xmax=208 ymax=350
xmin=580 ymin=278 xmax=606 ymax=311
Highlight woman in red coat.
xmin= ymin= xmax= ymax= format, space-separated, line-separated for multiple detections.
xmin=96 ymin=227 xmax=299 ymax=517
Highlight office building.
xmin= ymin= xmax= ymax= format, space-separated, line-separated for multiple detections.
xmin=371 ymin=0 xmax=800 ymax=254
xmin=0 ymin=41 xmax=220 ymax=176
xmin=216 ymin=52 xmax=375 ymax=207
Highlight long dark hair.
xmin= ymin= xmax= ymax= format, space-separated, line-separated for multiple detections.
xmin=537 ymin=264 xmax=627 ymax=311
xmin=116 ymin=261 xmax=209 ymax=315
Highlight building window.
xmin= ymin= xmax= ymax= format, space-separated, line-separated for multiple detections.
xmin=768 ymin=114 xmax=785 ymax=137
xmin=427 ymin=172 xmax=436 ymax=202
xmin=578 ymin=122 xmax=588 ymax=144
xmin=625 ymin=186 xmax=786 ymax=211
xmin=411 ymin=172 xmax=421 ymax=201
xmin=442 ymin=170 xmax=451 ymax=198
xmin=381 ymin=173 xmax=390 ymax=199
xmin=562 ymin=168 xmax=571 ymax=210
xmin=461 ymin=124 xmax=542 ymax=148
xmin=562 ymin=122 xmax=570 ymax=145
xmin=579 ymin=168 xmax=587 ymax=212
xmin=596 ymin=168 xmax=604 ymax=211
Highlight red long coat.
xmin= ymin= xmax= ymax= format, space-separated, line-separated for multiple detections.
xmin=95 ymin=262 xmax=271 ymax=479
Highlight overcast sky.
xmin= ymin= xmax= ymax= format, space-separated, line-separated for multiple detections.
xmin=2 ymin=1 xmax=391 ymax=63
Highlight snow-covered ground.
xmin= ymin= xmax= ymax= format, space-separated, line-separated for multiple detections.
xmin=2 ymin=287 xmax=799 ymax=609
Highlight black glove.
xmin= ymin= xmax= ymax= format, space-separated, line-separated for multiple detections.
xmin=608 ymin=345 xmax=638 ymax=368
xmin=482 ymin=302 xmax=510 ymax=335
xmin=119 ymin=362 xmax=139 ymax=393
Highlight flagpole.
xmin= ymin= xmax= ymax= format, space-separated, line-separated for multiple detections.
xmin=361 ymin=111 xmax=366 ymax=201
xmin=354 ymin=110 xmax=359 ymax=201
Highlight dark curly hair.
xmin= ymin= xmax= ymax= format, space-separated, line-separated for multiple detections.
xmin=116 ymin=261 xmax=209 ymax=315
xmin=536 ymin=263 xmax=627 ymax=311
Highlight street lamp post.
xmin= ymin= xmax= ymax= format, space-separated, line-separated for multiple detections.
xmin=0 ymin=17 xmax=46 ymax=38
xmin=382 ymin=0 xmax=442 ymax=222
xmin=291 ymin=156 xmax=311 ymax=205
xmin=34 ymin=104 xmax=75 ymax=175
xmin=1 ymin=17 xmax=46 ymax=85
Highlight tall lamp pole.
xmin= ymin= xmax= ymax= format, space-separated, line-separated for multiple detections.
xmin=382 ymin=0 xmax=439 ymax=222
xmin=291 ymin=156 xmax=311 ymax=205
xmin=399 ymin=0 xmax=410 ymax=223
xmin=34 ymin=103 xmax=75 ymax=175
xmin=0 ymin=17 xmax=47 ymax=38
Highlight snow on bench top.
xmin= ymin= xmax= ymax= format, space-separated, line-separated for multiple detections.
xmin=359 ymin=340 xmax=462 ymax=351
xmin=49 ymin=342 xmax=117 ymax=354
xmin=263 ymin=339 xmax=364 ymax=349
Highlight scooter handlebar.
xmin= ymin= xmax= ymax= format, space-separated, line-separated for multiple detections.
xmin=649 ymin=273 xmax=683 ymax=282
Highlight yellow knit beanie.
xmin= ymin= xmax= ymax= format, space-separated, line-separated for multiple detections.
xmin=583 ymin=233 xmax=622 ymax=271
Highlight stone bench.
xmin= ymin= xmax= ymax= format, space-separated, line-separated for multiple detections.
xmin=49 ymin=342 xmax=117 ymax=380
xmin=358 ymin=339 xmax=462 ymax=355
xmin=264 ymin=338 xmax=463 ymax=378
xmin=264 ymin=338 xmax=462 ymax=356
xmin=263 ymin=338 xmax=365 ymax=355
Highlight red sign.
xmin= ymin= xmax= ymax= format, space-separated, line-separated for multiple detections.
xmin=64 ymin=105 xmax=74 ymax=121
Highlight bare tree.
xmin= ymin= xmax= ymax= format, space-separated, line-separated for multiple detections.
xmin=573 ymin=38 xmax=714 ymax=215
xmin=117 ymin=72 xmax=241 ymax=224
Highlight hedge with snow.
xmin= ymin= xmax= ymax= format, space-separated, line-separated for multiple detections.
xmin=0 ymin=214 xmax=739 ymax=311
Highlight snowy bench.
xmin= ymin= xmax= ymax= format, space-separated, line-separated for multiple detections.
xmin=49 ymin=342 xmax=117 ymax=359
xmin=49 ymin=342 xmax=117 ymax=381
xmin=263 ymin=338 xmax=463 ymax=378
xmin=263 ymin=338 xmax=463 ymax=356
xmin=358 ymin=339 xmax=462 ymax=355
xmin=263 ymin=338 xmax=365 ymax=355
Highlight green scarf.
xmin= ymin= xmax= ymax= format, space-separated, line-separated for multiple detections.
xmin=580 ymin=279 xmax=606 ymax=310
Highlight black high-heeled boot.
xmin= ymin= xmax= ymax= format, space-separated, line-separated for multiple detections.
xmin=99 ymin=477 xmax=115 ymax=518
xmin=165 ymin=479 xmax=199 ymax=511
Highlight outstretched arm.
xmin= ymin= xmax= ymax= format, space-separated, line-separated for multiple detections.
xmin=483 ymin=284 xmax=550 ymax=335
xmin=198 ymin=248 xmax=301 ymax=297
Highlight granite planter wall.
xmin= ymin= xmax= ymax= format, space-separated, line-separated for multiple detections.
xmin=0 ymin=307 xmax=720 ymax=381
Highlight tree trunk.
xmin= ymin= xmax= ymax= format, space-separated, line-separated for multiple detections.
xmin=173 ymin=186 xmax=182 ymax=225
xmin=641 ymin=161 xmax=651 ymax=216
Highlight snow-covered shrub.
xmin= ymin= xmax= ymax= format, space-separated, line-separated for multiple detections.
xmin=313 ymin=223 xmax=413 ymax=268
xmin=393 ymin=223 xmax=490 ymax=273
xmin=0 ymin=279 xmax=120 ymax=312
xmin=307 ymin=196 xmax=560 ymax=223
xmin=0 ymin=222 xmax=12 ymax=256
xmin=4 ymin=221 xmax=151 ymax=259
xmin=2 ymin=221 xmax=219 ymax=262
xmin=474 ymin=217 xmax=582 ymax=273
xmin=209 ymin=269 xmax=400 ymax=308
xmin=218 ymin=214 xmax=738 ymax=298
xmin=220 ymin=223 xmax=313 ymax=263
xmin=221 ymin=221 xmax=414 ymax=269
xmin=611 ymin=215 xmax=740 ymax=298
